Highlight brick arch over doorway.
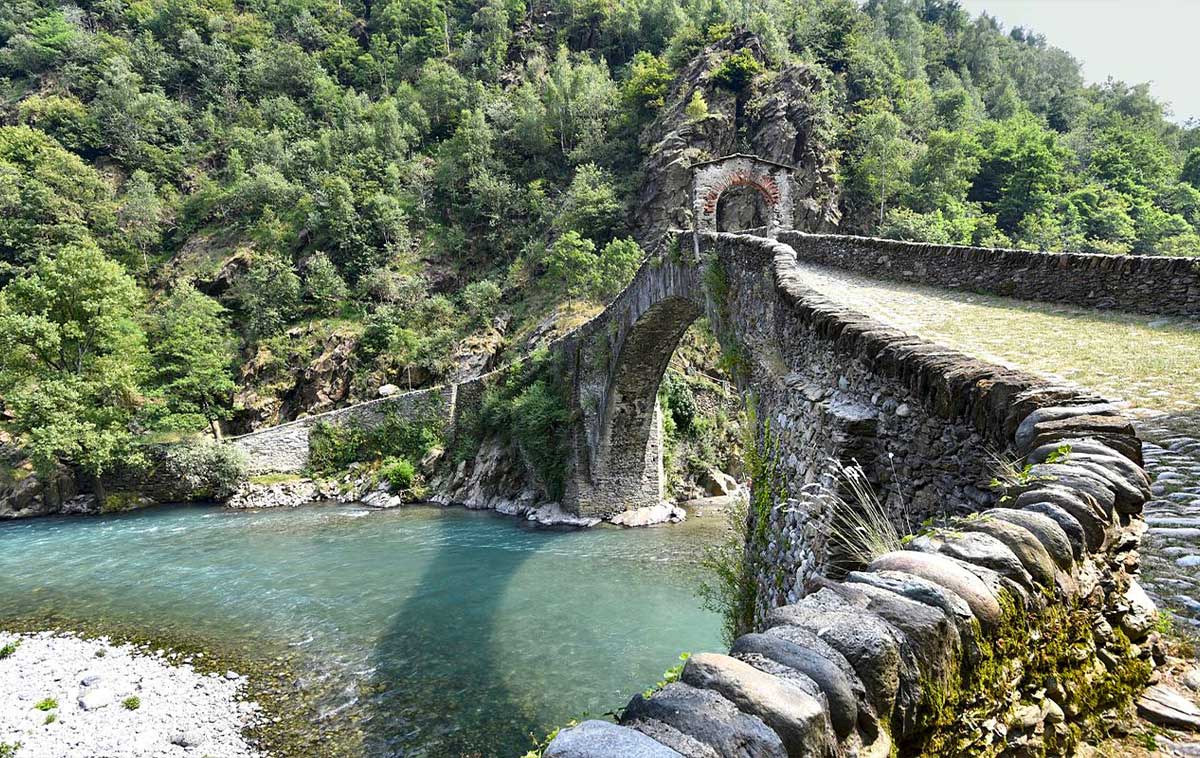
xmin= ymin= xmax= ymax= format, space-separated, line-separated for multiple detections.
xmin=692 ymin=153 xmax=795 ymax=235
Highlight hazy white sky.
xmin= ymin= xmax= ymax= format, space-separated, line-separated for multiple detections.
xmin=956 ymin=0 xmax=1198 ymax=124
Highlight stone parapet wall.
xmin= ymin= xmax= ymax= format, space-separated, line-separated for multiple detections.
xmin=546 ymin=233 xmax=1155 ymax=757
xmin=778 ymin=230 xmax=1200 ymax=317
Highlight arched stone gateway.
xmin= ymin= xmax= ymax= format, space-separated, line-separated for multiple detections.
xmin=692 ymin=153 xmax=795 ymax=235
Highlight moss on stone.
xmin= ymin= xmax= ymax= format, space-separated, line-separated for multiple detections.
xmin=907 ymin=589 xmax=1151 ymax=756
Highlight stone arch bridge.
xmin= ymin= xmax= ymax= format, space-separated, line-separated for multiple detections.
xmin=230 ymin=154 xmax=1200 ymax=756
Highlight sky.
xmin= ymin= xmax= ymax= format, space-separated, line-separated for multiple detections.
xmin=955 ymin=0 xmax=1199 ymax=124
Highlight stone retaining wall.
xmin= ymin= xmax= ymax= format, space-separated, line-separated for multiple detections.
xmin=779 ymin=230 xmax=1200 ymax=317
xmin=229 ymin=386 xmax=457 ymax=474
xmin=545 ymin=233 xmax=1155 ymax=757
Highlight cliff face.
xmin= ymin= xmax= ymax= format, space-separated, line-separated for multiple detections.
xmin=632 ymin=32 xmax=841 ymax=246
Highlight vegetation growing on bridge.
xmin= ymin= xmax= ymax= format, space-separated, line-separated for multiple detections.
xmin=909 ymin=593 xmax=1151 ymax=756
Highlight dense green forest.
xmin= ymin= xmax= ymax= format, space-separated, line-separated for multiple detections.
xmin=1 ymin=0 xmax=1198 ymax=484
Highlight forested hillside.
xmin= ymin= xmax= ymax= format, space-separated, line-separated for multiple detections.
xmin=1 ymin=0 xmax=1198 ymax=489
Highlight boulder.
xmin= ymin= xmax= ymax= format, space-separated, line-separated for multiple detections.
xmin=1014 ymin=487 xmax=1107 ymax=553
xmin=700 ymin=469 xmax=740 ymax=498
xmin=984 ymin=509 xmax=1074 ymax=570
xmin=526 ymin=503 xmax=601 ymax=528
xmin=826 ymin=583 xmax=959 ymax=736
xmin=1027 ymin=439 xmax=1149 ymax=484
xmin=730 ymin=633 xmax=858 ymax=738
xmin=848 ymin=568 xmax=986 ymax=673
xmin=1057 ymin=457 xmax=1150 ymax=514
xmin=623 ymin=682 xmax=785 ymax=758
xmin=867 ymin=551 xmax=1002 ymax=629
xmin=767 ymin=592 xmax=907 ymax=722
xmin=1137 ymin=685 xmax=1200 ymax=732
xmin=624 ymin=718 xmax=720 ymax=758
xmin=377 ymin=384 xmax=400 ymax=397
xmin=680 ymin=653 xmax=835 ymax=757
xmin=1019 ymin=502 xmax=1087 ymax=560
xmin=1013 ymin=404 xmax=1120 ymax=450
xmin=1120 ymin=579 xmax=1158 ymax=641
xmin=610 ymin=503 xmax=686 ymax=527
xmin=78 ymin=687 xmax=115 ymax=711
xmin=908 ymin=531 xmax=1034 ymax=594
xmin=957 ymin=516 xmax=1057 ymax=589
xmin=545 ymin=720 xmax=683 ymax=758
xmin=1025 ymin=464 xmax=1118 ymax=516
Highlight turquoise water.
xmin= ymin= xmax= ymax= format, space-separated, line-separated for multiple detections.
xmin=0 ymin=503 xmax=724 ymax=756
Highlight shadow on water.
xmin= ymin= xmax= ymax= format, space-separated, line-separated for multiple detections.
xmin=362 ymin=509 xmax=551 ymax=758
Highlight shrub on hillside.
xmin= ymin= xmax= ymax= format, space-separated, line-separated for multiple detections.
xmin=381 ymin=457 xmax=416 ymax=490
xmin=162 ymin=438 xmax=248 ymax=499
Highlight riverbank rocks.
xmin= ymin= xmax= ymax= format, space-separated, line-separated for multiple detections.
xmin=680 ymin=653 xmax=835 ymax=757
xmin=1137 ymin=685 xmax=1200 ymax=731
xmin=623 ymin=682 xmax=788 ymax=757
xmin=0 ymin=631 xmax=260 ymax=757
xmin=544 ymin=720 xmax=683 ymax=758
xmin=610 ymin=503 xmax=687 ymax=527
xmin=226 ymin=478 xmax=327 ymax=509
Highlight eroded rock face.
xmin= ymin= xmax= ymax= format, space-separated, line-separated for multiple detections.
xmin=0 ymin=463 xmax=77 ymax=520
xmin=232 ymin=327 xmax=361 ymax=432
xmin=631 ymin=32 xmax=839 ymax=247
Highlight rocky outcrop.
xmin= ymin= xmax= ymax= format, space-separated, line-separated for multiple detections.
xmin=232 ymin=326 xmax=361 ymax=432
xmin=0 ymin=463 xmax=77 ymax=520
xmin=631 ymin=32 xmax=839 ymax=246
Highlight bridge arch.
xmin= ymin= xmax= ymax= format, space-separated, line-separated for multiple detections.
xmin=563 ymin=260 xmax=707 ymax=517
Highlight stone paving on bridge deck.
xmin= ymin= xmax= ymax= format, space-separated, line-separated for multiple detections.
xmin=787 ymin=260 xmax=1200 ymax=627
xmin=786 ymin=260 xmax=1200 ymax=416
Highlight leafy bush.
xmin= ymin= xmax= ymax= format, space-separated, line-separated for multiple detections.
xmin=382 ymin=457 xmax=416 ymax=490
xmin=478 ymin=349 xmax=570 ymax=500
xmin=0 ymin=640 xmax=18 ymax=659
xmin=162 ymin=438 xmax=248 ymax=499
xmin=122 ymin=696 xmax=140 ymax=710
xmin=307 ymin=405 xmax=443 ymax=476
xmin=710 ymin=48 xmax=764 ymax=91
xmin=34 ymin=697 xmax=57 ymax=711
xmin=0 ymin=742 xmax=19 ymax=758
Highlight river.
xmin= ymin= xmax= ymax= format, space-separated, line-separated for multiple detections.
xmin=0 ymin=503 xmax=725 ymax=757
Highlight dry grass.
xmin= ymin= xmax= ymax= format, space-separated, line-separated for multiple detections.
xmin=827 ymin=460 xmax=906 ymax=569
xmin=791 ymin=264 xmax=1200 ymax=414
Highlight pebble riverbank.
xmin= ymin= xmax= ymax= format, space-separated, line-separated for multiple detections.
xmin=0 ymin=631 xmax=261 ymax=758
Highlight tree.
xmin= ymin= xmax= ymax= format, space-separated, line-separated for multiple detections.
xmin=553 ymin=163 xmax=623 ymax=244
xmin=118 ymin=170 xmax=169 ymax=274
xmin=149 ymin=283 xmax=237 ymax=439
xmin=596 ymin=238 xmax=643 ymax=299
xmin=302 ymin=252 xmax=349 ymax=316
xmin=1181 ymin=148 xmax=1200 ymax=191
xmin=851 ymin=110 xmax=916 ymax=227
xmin=0 ymin=242 xmax=147 ymax=489
xmin=544 ymin=231 xmax=600 ymax=298
xmin=970 ymin=113 xmax=1067 ymax=235
xmin=228 ymin=254 xmax=301 ymax=340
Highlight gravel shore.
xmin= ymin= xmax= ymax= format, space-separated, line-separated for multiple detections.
xmin=0 ymin=631 xmax=261 ymax=758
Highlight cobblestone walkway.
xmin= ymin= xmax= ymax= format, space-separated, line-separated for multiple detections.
xmin=791 ymin=262 xmax=1200 ymax=625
